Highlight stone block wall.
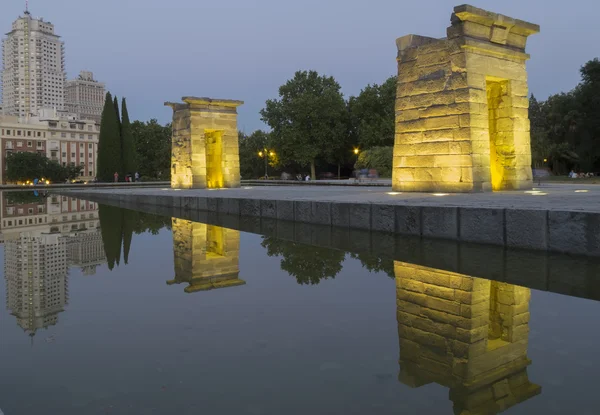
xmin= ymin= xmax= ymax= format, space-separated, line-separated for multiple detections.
xmin=167 ymin=218 xmax=244 ymax=292
xmin=393 ymin=5 xmax=539 ymax=192
xmin=395 ymin=261 xmax=540 ymax=413
xmin=166 ymin=97 xmax=243 ymax=189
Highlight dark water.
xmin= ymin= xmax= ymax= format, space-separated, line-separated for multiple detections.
xmin=0 ymin=195 xmax=599 ymax=414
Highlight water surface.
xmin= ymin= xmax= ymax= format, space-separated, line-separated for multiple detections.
xmin=0 ymin=194 xmax=599 ymax=414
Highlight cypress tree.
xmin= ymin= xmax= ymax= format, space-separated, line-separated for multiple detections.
xmin=114 ymin=95 xmax=122 ymax=133
xmin=121 ymin=98 xmax=138 ymax=176
xmin=97 ymin=92 xmax=121 ymax=182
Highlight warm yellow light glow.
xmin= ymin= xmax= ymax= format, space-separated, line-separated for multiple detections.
xmin=45 ymin=180 xmax=50 ymax=185
xmin=432 ymin=193 xmax=449 ymax=197
xmin=83 ymin=181 xmax=88 ymax=185
xmin=269 ymin=151 xmax=275 ymax=157
xmin=543 ymin=158 xmax=548 ymax=163
xmin=387 ymin=192 xmax=402 ymax=195
xmin=258 ymin=151 xmax=263 ymax=157
xmin=353 ymin=148 xmax=359 ymax=155
xmin=575 ymin=190 xmax=589 ymax=193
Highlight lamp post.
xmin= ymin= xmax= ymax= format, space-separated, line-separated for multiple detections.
xmin=258 ymin=149 xmax=275 ymax=179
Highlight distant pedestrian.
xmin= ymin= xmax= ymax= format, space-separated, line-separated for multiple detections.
xmin=135 ymin=172 xmax=140 ymax=182
xmin=305 ymin=174 xmax=310 ymax=181
xmin=114 ymin=172 xmax=119 ymax=182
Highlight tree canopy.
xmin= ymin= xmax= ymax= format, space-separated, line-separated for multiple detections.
xmin=97 ymin=92 xmax=122 ymax=181
xmin=530 ymin=58 xmax=600 ymax=173
xmin=260 ymin=70 xmax=349 ymax=179
xmin=5 ymin=152 xmax=81 ymax=183
xmin=130 ymin=119 xmax=171 ymax=180
xmin=121 ymin=98 xmax=138 ymax=175
xmin=348 ymin=76 xmax=396 ymax=149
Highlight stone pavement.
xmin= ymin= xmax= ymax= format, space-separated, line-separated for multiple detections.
xmin=63 ymin=183 xmax=600 ymax=257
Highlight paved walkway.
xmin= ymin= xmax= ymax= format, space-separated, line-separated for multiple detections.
xmin=71 ymin=182 xmax=600 ymax=212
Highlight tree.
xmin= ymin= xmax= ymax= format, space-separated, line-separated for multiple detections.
xmin=349 ymin=253 xmax=395 ymax=279
xmin=114 ymin=95 xmax=122 ymax=135
xmin=261 ymin=237 xmax=345 ymax=285
xmin=131 ymin=119 xmax=171 ymax=180
xmin=354 ymin=146 xmax=393 ymax=177
xmin=97 ymin=92 xmax=122 ymax=181
xmin=260 ymin=70 xmax=348 ymax=179
xmin=239 ymin=130 xmax=280 ymax=179
xmin=5 ymin=152 xmax=81 ymax=183
xmin=121 ymin=98 xmax=138 ymax=175
xmin=98 ymin=204 xmax=123 ymax=270
xmin=348 ymin=76 xmax=396 ymax=149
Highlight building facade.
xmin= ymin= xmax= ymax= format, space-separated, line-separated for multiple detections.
xmin=1 ymin=11 xmax=66 ymax=117
xmin=0 ymin=109 xmax=100 ymax=183
xmin=65 ymin=71 xmax=105 ymax=123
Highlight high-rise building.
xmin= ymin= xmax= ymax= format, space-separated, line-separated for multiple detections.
xmin=1 ymin=9 xmax=66 ymax=117
xmin=65 ymin=71 xmax=105 ymax=123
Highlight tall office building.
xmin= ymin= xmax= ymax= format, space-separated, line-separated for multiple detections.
xmin=1 ymin=9 xmax=66 ymax=117
xmin=65 ymin=71 xmax=105 ymax=123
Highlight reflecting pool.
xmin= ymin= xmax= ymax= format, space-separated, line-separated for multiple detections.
xmin=0 ymin=193 xmax=599 ymax=414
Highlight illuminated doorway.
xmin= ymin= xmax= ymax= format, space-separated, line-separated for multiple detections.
xmin=205 ymin=130 xmax=224 ymax=189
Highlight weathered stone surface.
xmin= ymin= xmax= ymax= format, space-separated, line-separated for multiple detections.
xmin=166 ymin=97 xmax=243 ymax=189
xmin=393 ymin=5 xmax=537 ymax=193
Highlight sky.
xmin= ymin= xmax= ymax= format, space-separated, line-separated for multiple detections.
xmin=2 ymin=0 xmax=599 ymax=132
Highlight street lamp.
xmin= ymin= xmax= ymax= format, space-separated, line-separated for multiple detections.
xmin=258 ymin=148 xmax=275 ymax=179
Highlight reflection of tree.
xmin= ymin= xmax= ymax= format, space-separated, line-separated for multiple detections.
xmin=261 ymin=237 xmax=345 ymax=285
xmin=98 ymin=206 xmax=171 ymax=270
xmin=350 ymin=253 xmax=395 ymax=279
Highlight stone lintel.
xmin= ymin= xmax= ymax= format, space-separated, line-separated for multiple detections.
xmin=164 ymin=102 xmax=188 ymax=111
xmin=460 ymin=37 xmax=532 ymax=61
xmin=452 ymin=4 xmax=540 ymax=37
xmin=182 ymin=96 xmax=244 ymax=109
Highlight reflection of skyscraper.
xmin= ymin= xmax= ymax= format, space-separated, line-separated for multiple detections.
xmin=167 ymin=219 xmax=244 ymax=293
xmin=4 ymin=233 xmax=68 ymax=336
xmin=395 ymin=262 xmax=540 ymax=414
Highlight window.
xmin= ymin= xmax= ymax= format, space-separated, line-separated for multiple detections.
xmin=61 ymin=132 xmax=66 ymax=138
xmin=88 ymin=135 xmax=93 ymax=140
xmin=17 ymin=130 xmax=22 ymax=136
xmin=27 ymin=131 xmax=31 ymax=137
xmin=80 ymin=134 xmax=84 ymax=139
xmin=37 ymin=141 xmax=43 ymax=148
xmin=6 ymin=130 xmax=10 ymax=135
xmin=79 ymin=143 xmax=84 ymax=148
xmin=16 ymin=141 xmax=22 ymax=147
xmin=27 ymin=141 xmax=32 ymax=147
xmin=37 ymin=132 xmax=41 ymax=137
xmin=71 ymin=133 xmax=75 ymax=138
xmin=62 ymin=152 xmax=66 ymax=157
xmin=71 ymin=152 xmax=75 ymax=158
xmin=88 ymin=143 xmax=92 ymax=149
xmin=18 ymin=208 xmax=23 ymax=214
xmin=28 ymin=208 xmax=33 ymax=214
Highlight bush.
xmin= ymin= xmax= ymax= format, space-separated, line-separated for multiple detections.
xmin=354 ymin=146 xmax=393 ymax=177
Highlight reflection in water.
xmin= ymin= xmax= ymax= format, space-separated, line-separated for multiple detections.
xmin=2 ymin=191 xmax=106 ymax=338
xmin=261 ymin=237 xmax=345 ymax=285
xmin=395 ymin=262 xmax=541 ymax=414
xmin=167 ymin=219 xmax=245 ymax=293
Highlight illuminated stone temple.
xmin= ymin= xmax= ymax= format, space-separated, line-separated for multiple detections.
xmin=165 ymin=97 xmax=243 ymax=189
xmin=393 ymin=5 xmax=539 ymax=192
xmin=395 ymin=262 xmax=540 ymax=414
xmin=166 ymin=219 xmax=245 ymax=293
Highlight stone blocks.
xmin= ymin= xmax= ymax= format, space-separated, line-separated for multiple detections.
xmin=165 ymin=97 xmax=243 ymax=189
xmin=393 ymin=5 xmax=539 ymax=193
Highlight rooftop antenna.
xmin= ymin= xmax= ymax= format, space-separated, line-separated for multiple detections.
xmin=25 ymin=0 xmax=30 ymax=15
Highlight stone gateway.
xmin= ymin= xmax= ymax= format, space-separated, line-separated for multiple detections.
xmin=165 ymin=97 xmax=243 ymax=189
xmin=393 ymin=5 xmax=539 ymax=192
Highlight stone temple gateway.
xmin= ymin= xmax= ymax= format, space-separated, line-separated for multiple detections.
xmin=165 ymin=97 xmax=243 ymax=189
xmin=393 ymin=5 xmax=540 ymax=193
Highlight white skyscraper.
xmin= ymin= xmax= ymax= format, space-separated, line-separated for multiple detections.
xmin=1 ymin=8 xmax=66 ymax=117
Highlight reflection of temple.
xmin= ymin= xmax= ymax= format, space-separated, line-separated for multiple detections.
xmin=395 ymin=262 xmax=540 ymax=414
xmin=4 ymin=233 xmax=68 ymax=336
xmin=167 ymin=219 xmax=244 ymax=293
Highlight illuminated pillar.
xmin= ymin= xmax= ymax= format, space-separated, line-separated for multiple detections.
xmin=167 ymin=219 xmax=245 ymax=293
xmin=165 ymin=97 xmax=243 ymax=189
xmin=395 ymin=262 xmax=540 ymax=413
xmin=393 ymin=5 xmax=539 ymax=192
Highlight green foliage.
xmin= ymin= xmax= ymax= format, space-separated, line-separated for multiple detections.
xmin=121 ymin=98 xmax=138 ymax=175
xmin=354 ymin=146 xmax=393 ymax=177
xmin=4 ymin=191 xmax=46 ymax=205
xmin=98 ymin=204 xmax=123 ymax=270
xmin=98 ymin=205 xmax=171 ymax=271
xmin=5 ymin=152 xmax=81 ymax=183
xmin=260 ymin=70 xmax=349 ymax=179
xmin=131 ymin=119 xmax=171 ymax=180
xmin=97 ymin=92 xmax=123 ymax=181
xmin=348 ymin=76 xmax=396 ymax=149
xmin=530 ymin=58 xmax=600 ymax=173
xmin=239 ymin=130 xmax=279 ymax=179
xmin=114 ymin=95 xmax=122 ymax=134
xmin=349 ymin=253 xmax=395 ymax=279
xmin=261 ymin=237 xmax=345 ymax=285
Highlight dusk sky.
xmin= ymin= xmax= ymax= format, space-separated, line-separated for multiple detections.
xmin=2 ymin=0 xmax=598 ymax=132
